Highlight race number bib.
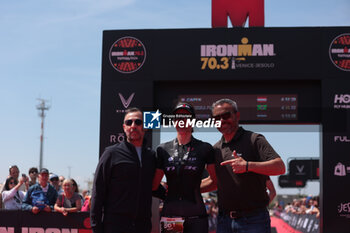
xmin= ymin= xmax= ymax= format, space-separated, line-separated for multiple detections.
xmin=160 ymin=217 xmax=184 ymax=233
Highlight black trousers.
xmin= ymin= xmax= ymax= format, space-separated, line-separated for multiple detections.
xmin=183 ymin=216 xmax=208 ymax=233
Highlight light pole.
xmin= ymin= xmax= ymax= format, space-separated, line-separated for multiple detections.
xmin=36 ymin=99 xmax=50 ymax=170
xmin=68 ymin=166 xmax=71 ymax=179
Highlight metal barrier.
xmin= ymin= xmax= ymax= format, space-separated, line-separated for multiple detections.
xmin=280 ymin=212 xmax=320 ymax=233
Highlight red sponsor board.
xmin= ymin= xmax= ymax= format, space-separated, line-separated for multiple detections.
xmin=0 ymin=211 xmax=91 ymax=233
xmin=212 ymin=0 xmax=264 ymax=27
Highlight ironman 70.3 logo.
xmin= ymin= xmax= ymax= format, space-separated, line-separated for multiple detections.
xmin=329 ymin=33 xmax=350 ymax=72
xmin=109 ymin=36 xmax=146 ymax=74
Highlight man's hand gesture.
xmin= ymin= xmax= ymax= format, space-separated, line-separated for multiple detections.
xmin=220 ymin=150 xmax=247 ymax=174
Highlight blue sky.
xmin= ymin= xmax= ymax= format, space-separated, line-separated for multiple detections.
xmin=0 ymin=0 xmax=349 ymax=192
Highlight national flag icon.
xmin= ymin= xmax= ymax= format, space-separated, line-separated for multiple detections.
xmin=257 ymin=97 xmax=267 ymax=102
xmin=257 ymin=105 xmax=267 ymax=111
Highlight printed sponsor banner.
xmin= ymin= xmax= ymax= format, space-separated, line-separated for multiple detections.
xmin=101 ymin=27 xmax=350 ymax=233
xmin=102 ymin=28 xmax=329 ymax=82
xmin=0 ymin=211 xmax=91 ymax=233
xmin=99 ymin=81 xmax=153 ymax=155
xmin=322 ymin=78 xmax=350 ymax=233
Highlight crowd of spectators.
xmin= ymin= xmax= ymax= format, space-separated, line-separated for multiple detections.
xmin=0 ymin=163 xmax=319 ymax=226
xmin=0 ymin=164 xmax=91 ymax=214
xmin=204 ymin=197 xmax=218 ymax=232
xmin=273 ymin=195 xmax=320 ymax=218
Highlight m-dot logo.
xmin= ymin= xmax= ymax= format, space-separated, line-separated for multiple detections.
xmin=329 ymin=33 xmax=350 ymax=71
xmin=109 ymin=37 xmax=146 ymax=74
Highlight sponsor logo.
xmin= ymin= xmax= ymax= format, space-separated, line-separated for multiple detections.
xmin=334 ymin=94 xmax=350 ymax=104
xmin=334 ymin=162 xmax=350 ymax=176
xmin=334 ymin=136 xmax=350 ymax=143
xmin=109 ymin=37 xmax=146 ymax=74
xmin=119 ymin=93 xmax=135 ymax=108
xmin=334 ymin=94 xmax=350 ymax=109
xmin=110 ymin=133 xmax=125 ymax=143
xmin=162 ymin=117 xmax=221 ymax=129
xmin=329 ymin=33 xmax=350 ymax=71
xmin=116 ymin=93 xmax=135 ymax=113
xmin=143 ymin=111 xmax=222 ymax=129
xmin=296 ymin=165 xmax=306 ymax=175
xmin=143 ymin=110 xmax=162 ymax=129
xmin=212 ymin=0 xmax=264 ymax=27
xmin=338 ymin=201 xmax=350 ymax=218
xmin=200 ymin=37 xmax=276 ymax=70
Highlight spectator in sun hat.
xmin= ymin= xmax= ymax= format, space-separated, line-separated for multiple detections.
xmin=49 ymin=173 xmax=63 ymax=195
xmin=22 ymin=168 xmax=58 ymax=214
xmin=28 ymin=167 xmax=39 ymax=187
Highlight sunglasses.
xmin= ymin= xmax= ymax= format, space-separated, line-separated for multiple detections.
xmin=9 ymin=182 xmax=16 ymax=185
xmin=124 ymin=119 xmax=142 ymax=126
xmin=213 ymin=112 xmax=233 ymax=121
xmin=30 ymin=171 xmax=38 ymax=174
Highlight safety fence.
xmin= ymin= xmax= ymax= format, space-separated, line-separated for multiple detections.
xmin=278 ymin=211 xmax=320 ymax=233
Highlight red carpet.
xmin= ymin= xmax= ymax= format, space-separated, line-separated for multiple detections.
xmin=270 ymin=216 xmax=303 ymax=233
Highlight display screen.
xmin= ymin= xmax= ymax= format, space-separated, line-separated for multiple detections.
xmin=179 ymin=94 xmax=298 ymax=121
xmin=154 ymin=80 xmax=320 ymax=124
